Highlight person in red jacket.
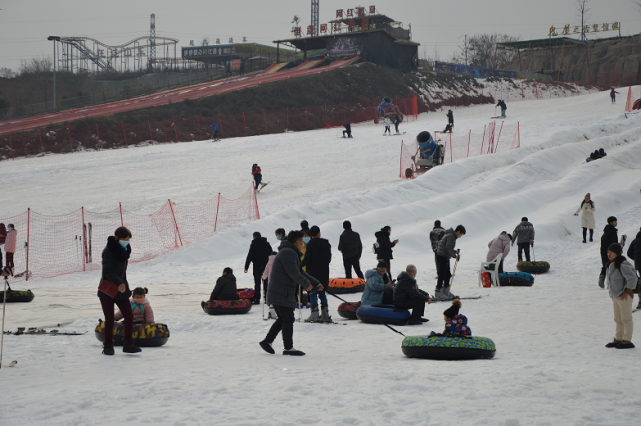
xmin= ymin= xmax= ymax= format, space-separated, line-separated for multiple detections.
xmin=252 ymin=164 xmax=262 ymax=190
xmin=114 ymin=287 xmax=155 ymax=324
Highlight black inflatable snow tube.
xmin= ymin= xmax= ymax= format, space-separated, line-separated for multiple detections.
xmin=0 ymin=289 xmax=34 ymax=303
xmin=516 ymin=261 xmax=550 ymax=274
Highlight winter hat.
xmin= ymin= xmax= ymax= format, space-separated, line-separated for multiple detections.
xmin=607 ymin=243 xmax=623 ymax=256
xmin=443 ymin=299 xmax=461 ymax=319
xmin=343 ymin=220 xmax=351 ymax=230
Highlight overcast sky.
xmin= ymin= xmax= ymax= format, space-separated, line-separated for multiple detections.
xmin=0 ymin=0 xmax=639 ymax=72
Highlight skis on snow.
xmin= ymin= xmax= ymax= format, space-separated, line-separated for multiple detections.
xmin=257 ymin=182 xmax=270 ymax=193
xmin=1 ymin=360 xmax=17 ymax=368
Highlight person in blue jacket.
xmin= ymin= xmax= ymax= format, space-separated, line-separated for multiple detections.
xmin=361 ymin=261 xmax=395 ymax=305
xmin=211 ymin=123 xmax=220 ymax=141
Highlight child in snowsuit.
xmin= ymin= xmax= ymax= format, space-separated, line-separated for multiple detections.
xmin=342 ymin=123 xmax=352 ymax=138
xmin=383 ymin=117 xmax=391 ymax=135
xmin=115 ymin=287 xmax=155 ymax=325
xmin=442 ymin=299 xmax=471 ymax=336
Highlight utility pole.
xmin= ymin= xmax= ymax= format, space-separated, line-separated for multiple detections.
xmin=149 ymin=13 xmax=156 ymax=71
xmin=47 ymin=36 xmax=61 ymax=109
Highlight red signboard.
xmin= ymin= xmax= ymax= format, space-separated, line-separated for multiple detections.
xmin=231 ymin=59 xmax=241 ymax=70
xmin=362 ymin=18 xmax=369 ymax=29
xmin=348 ymin=19 xmax=355 ymax=31
xmin=307 ymin=25 xmax=314 ymax=35
xmin=333 ymin=22 xmax=341 ymax=32
xmin=294 ymin=27 xmax=301 ymax=37
xmin=346 ymin=8 xmax=354 ymax=17
xmin=336 ymin=9 xmax=343 ymax=18
xmin=369 ymin=5 xmax=376 ymax=14
xmin=320 ymin=24 xmax=328 ymax=34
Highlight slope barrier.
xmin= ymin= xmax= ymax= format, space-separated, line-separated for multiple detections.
xmin=0 ymin=185 xmax=259 ymax=283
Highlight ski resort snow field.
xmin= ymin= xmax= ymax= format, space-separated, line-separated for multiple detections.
xmin=1 ymin=89 xmax=641 ymax=425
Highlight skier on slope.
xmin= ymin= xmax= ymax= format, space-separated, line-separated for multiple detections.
xmin=211 ymin=123 xmax=220 ymax=141
xmin=342 ymin=123 xmax=352 ymax=138
xmin=394 ymin=114 xmax=401 ymax=134
xmin=496 ymin=100 xmax=507 ymax=118
xmin=383 ymin=117 xmax=392 ymax=135
xmin=610 ymin=88 xmax=619 ymax=104
xmin=252 ymin=164 xmax=265 ymax=190
xmin=443 ymin=110 xmax=454 ymax=133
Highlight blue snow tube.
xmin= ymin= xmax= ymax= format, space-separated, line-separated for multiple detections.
xmin=498 ymin=272 xmax=535 ymax=287
xmin=356 ymin=304 xmax=411 ymax=326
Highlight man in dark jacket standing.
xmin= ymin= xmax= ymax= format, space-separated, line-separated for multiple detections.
xmin=210 ymin=267 xmax=240 ymax=301
xmin=429 ymin=220 xmax=445 ymax=275
xmin=375 ymin=226 xmax=398 ymax=277
xmin=338 ymin=220 xmax=363 ymax=279
xmin=302 ymin=225 xmax=332 ymax=322
xmin=260 ymin=231 xmax=321 ymax=356
xmin=394 ymin=264 xmax=431 ymax=325
xmin=435 ymin=225 xmax=465 ymax=301
xmin=511 ymin=217 xmax=535 ymax=262
xmin=600 ymin=216 xmax=623 ymax=288
xmin=245 ymin=232 xmax=273 ymax=304
xmin=626 ymin=227 xmax=641 ymax=310
xmin=444 ymin=109 xmax=454 ymax=133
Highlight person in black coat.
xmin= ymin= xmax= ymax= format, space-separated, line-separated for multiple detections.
xmin=245 ymin=232 xmax=273 ymax=304
xmin=300 ymin=220 xmax=310 ymax=234
xmin=600 ymin=216 xmax=623 ymax=287
xmin=342 ymin=123 xmax=352 ymax=138
xmin=98 ymin=226 xmax=141 ymax=356
xmin=375 ymin=225 xmax=398 ymax=277
xmin=394 ymin=265 xmax=431 ymax=324
xmin=338 ymin=220 xmax=363 ymax=279
xmin=302 ymin=225 xmax=332 ymax=322
xmin=496 ymin=99 xmax=507 ymax=118
xmin=210 ymin=268 xmax=240 ymax=301
xmin=626 ymin=228 xmax=641 ymax=310
xmin=444 ymin=110 xmax=454 ymax=132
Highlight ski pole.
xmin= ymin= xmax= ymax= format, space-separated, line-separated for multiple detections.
xmin=449 ymin=253 xmax=460 ymax=288
xmin=1 ymin=276 xmax=8 ymax=369
xmin=298 ymin=286 xmax=302 ymax=322
xmin=373 ymin=317 xmax=406 ymax=337
xmin=325 ymin=291 xmax=348 ymax=304
xmin=262 ymin=282 xmax=265 ymax=321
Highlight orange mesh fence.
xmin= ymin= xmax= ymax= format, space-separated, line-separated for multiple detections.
xmin=0 ymin=184 xmax=258 ymax=284
xmin=401 ymin=122 xmax=518 ymax=178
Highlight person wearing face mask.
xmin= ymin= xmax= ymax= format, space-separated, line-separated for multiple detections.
xmin=4 ymin=224 xmax=17 ymax=269
xmin=300 ymin=230 xmax=311 ymax=272
xmin=98 ymin=226 xmax=141 ymax=356
xmin=275 ymin=228 xmax=286 ymax=243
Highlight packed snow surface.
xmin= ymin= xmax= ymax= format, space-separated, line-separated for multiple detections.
xmin=1 ymin=89 xmax=641 ymax=426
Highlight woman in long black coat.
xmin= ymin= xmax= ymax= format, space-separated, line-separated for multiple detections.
xmin=98 ymin=226 xmax=141 ymax=355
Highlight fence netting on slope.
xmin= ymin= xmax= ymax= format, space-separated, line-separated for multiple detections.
xmin=0 ymin=185 xmax=259 ymax=284
xmin=399 ymin=122 xmax=520 ymax=178
xmin=0 ymin=96 xmax=419 ymax=160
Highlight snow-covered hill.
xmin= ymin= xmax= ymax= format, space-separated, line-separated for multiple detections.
xmin=1 ymin=89 xmax=640 ymax=426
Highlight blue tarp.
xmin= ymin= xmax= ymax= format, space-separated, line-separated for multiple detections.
xmin=435 ymin=61 xmax=517 ymax=79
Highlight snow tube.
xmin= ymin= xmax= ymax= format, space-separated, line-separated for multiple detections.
xmin=356 ymin=304 xmax=411 ymax=326
xmin=95 ymin=321 xmax=170 ymax=347
xmin=337 ymin=302 xmax=361 ymax=320
xmin=201 ymin=299 xmax=252 ymax=315
xmin=633 ymin=99 xmax=641 ymax=110
xmin=0 ymin=289 xmax=34 ymax=303
xmin=237 ymin=288 xmax=255 ymax=299
xmin=516 ymin=261 xmax=550 ymax=274
xmin=402 ymin=335 xmax=496 ymax=360
xmin=327 ymin=278 xmax=365 ymax=294
xmin=498 ymin=272 xmax=535 ymax=287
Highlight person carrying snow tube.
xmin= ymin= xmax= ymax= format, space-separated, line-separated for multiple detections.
xmin=342 ymin=123 xmax=352 ymax=138
xmin=259 ymin=231 xmax=322 ymax=356
xmin=393 ymin=264 xmax=431 ymax=325
xmin=97 ymin=226 xmax=141 ymax=356
xmin=0 ymin=266 xmax=34 ymax=302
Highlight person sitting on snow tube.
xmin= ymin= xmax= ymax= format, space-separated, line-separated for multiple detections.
xmin=114 ymin=287 xmax=155 ymax=325
xmin=210 ymin=267 xmax=240 ymax=301
xmin=440 ymin=299 xmax=471 ymax=336
xmin=362 ymin=261 xmax=395 ymax=306
xmin=393 ymin=264 xmax=431 ymax=325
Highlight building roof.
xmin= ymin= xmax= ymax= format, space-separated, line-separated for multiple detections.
xmin=497 ymin=37 xmax=586 ymax=50
xmin=182 ymin=42 xmax=280 ymax=51
xmin=273 ymin=29 xmax=418 ymax=51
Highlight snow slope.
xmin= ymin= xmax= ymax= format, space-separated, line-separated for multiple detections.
xmin=1 ymin=89 xmax=640 ymax=426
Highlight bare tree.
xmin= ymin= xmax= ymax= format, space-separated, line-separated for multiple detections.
xmin=18 ymin=56 xmax=52 ymax=75
xmin=0 ymin=68 xmax=15 ymax=78
xmin=291 ymin=15 xmax=301 ymax=34
xmin=467 ymin=34 xmax=520 ymax=69
xmin=576 ymin=0 xmax=591 ymax=41
xmin=632 ymin=0 xmax=641 ymax=11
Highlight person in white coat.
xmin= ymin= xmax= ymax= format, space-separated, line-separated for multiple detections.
xmin=574 ymin=193 xmax=596 ymax=243
xmin=486 ymin=232 xmax=511 ymax=273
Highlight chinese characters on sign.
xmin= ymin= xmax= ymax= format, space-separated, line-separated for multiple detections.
xmin=549 ymin=22 xmax=620 ymax=37
xmin=182 ymin=46 xmax=234 ymax=59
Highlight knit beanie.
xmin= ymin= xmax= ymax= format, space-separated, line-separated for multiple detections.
xmin=607 ymin=243 xmax=622 ymax=256
xmin=443 ymin=299 xmax=461 ymax=319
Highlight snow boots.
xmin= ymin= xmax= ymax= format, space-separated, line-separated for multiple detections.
xmin=102 ymin=340 xmax=115 ymax=356
xmin=433 ymin=289 xmax=448 ymax=301
xmin=122 ymin=338 xmax=142 ymax=354
xmin=434 ymin=287 xmax=458 ymax=301
xmin=283 ymin=348 xmax=305 ymax=356
xmin=259 ymin=340 xmax=275 ymax=354
xmin=443 ymin=286 xmax=459 ymax=300
xmin=305 ymin=306 xmax=320 ymax=322
xmin=320 ymin=305 xmax=332 ymax=323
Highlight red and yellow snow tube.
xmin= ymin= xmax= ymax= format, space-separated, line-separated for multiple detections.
xmin=337 ymin=302 xmax=361 ymax=319
xmin=327 ymin=278 xmax=365 ymax=294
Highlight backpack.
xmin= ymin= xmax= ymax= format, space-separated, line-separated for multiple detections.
xmin=372 ymin=241 xmax=379 ymax=254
